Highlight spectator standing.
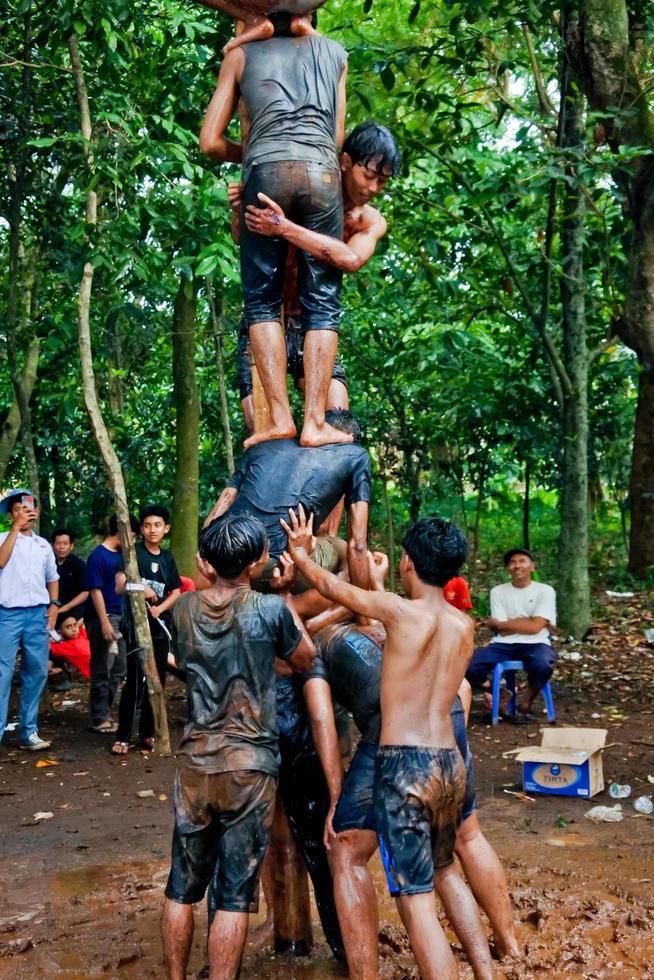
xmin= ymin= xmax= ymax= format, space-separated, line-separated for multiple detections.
xmin=85 ymin=514 xmax=139 ymax=733
xmin=0 ymin=488 xmax=60 ymax=751
xmin=52 ymin=528 xmax=88 ymax=620
xmin=113 ymin=505 xmax=181 ymax=754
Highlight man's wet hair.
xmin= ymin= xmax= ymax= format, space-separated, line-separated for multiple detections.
xmin=139 ymin=504 xmax=170 ymax=526
xmin=325 ymin=408 xmax=362 ymax=442
xmin=402 ymin=517 xmax=467 ymax=587
xmin=52 ymin=527 xmax=75 ymax=544
xmin=343 ymin=122 xmax=401 ymax=177
xmin=199 ymin=513 xmax=268 ymax=580
xmin=108 ymin=513 xmax=140 ymax=536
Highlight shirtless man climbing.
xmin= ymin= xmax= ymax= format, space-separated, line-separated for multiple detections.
xmin=283 ymin=508 xmax=493 ymax=979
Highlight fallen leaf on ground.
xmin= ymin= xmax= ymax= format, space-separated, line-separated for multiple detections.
xmin=35 ymin=759 xmax=59 ymax=768
xmin=33 ymin=811 xmax=54 ymax=821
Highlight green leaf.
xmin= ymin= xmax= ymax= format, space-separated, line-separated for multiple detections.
xmin=380 ymin=65 xmax=395 ymax=91
xmin=28 ymin=137 xmax=59 ymax=147
xmin=408 ymin=2 xmax=421 ymax=24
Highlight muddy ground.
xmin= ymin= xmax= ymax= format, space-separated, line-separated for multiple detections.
xmin=1 ymin=595 xmax=653 ymax=979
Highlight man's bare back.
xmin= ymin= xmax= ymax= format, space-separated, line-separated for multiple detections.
xmin=379 ymin=593 xmax=473 ymax=747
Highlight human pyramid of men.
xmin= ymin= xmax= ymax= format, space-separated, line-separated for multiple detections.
xmin=161 ymin=3 xmax=519 ymax=978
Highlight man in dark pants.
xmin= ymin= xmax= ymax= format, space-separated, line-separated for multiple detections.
xmin=466 ymin=548 xmax=557 ymax=721
xmin=84 ymin=514 xmax=139 ymax=734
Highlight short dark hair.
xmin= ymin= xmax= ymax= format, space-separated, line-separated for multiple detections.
xmin=325 ymin=409 xmax=362 ymax=442
xmin=343 ymin=122 xmax=401 ymax=177
xmin=52 ymin=527 xmax=75 ymax=544
xmin=108 ymin=513 xmax=140 ymax=536
xmin=402 ymin=518 xmax=467 ymax=587
xmin=56 ymin=611 xmax=78 ymax=629
xmin=139 ymin=504 xmax=171 ymax=526
xmin=503 ymin=548 xmax=534 ymax=566
xmin=199 ymin=513 xmax=268 ymax=580
xmin=269 ymin=9 xmax=317 ymax=34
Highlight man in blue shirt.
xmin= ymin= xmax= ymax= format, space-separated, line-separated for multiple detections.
xmin=85 ymin=514 xmax=139 ymax=733
xmin=0 ymin=489 xmax=59 ymax=751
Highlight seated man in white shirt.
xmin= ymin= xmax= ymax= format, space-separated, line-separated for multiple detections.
xmin=466 ymin=548 xmax=556 ymax=722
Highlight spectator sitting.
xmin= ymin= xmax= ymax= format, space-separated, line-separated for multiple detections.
xmin=49 ymin=613 xmax=91 ymax=681
xmin=465 ymin=548 xmax=557 ymax=723
xmin=52 ymin=527 xmax=88 ymax=620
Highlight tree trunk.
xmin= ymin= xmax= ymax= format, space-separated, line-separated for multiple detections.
xmin=69 ymin=33 xmax=170 ymax=753
xmin=0 ymin=337 xmax=39 ymax=485
xmin=6 ymin=5 xmax=40 ymax=514
xmin=570 ymin=2 xmax=654 ymax=573
xmin=382 ymin=476 xmax=396 ymax=591
xmin=627 ymin=366 xmax=654 ymax=575
xmin=170 ymin=276 xmax=200 ymax=577
xmin=522 ymin=458 xmax=530 ymax=551
xmin=557 ymin=38 xmax=591 ymax=638
xmin=206 ymin=281 xmax=235 ymax=476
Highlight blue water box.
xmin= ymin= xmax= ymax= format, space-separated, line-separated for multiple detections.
xmin=514 ymin=728 xmax=607 ymax=798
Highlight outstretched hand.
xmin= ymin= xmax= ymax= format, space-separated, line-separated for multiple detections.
xmin=270 ymin=551 xmax=297 ymax=594
xmin=280 ymin=505 xmax=314 ymax=559
xmin=244 ymin=193 xmax=287 ymax=237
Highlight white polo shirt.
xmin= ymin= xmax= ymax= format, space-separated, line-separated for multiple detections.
xmin=0 ymin=530 xmax=59 ymax=608
xmin=489 ymin=580 xmax=556 ymax=645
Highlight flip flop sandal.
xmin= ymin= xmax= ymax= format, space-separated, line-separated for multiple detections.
xmin=111 ymin=741 xmax=129 ymax=755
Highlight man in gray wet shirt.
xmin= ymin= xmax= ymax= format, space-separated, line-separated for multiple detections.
xmin=200 ymin=20 xmax=350 ymax=450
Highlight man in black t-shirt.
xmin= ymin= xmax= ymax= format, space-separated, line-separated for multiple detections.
xmin=51 ymin=528 xmax=88 ymax=621
xmin=114 ymin=506 xmax=181 ymax=754
xmin=206 ymin=410 xmax=371 ymax=589
xmin=161 ymin=513 xmax=314 ymax=980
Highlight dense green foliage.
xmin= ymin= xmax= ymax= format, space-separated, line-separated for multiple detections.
xmin=2 ymin=0 xmax=651 ymax=606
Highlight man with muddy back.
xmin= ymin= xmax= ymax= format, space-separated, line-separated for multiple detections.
xmin=283 ymin=509 xmax=493 ymax=979
xmin=161 ymin=513 xmax=315 ymax=980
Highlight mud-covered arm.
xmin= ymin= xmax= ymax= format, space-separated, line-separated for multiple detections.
xmin=303 ymin=677 xmax=342 ymax=844
xmin=347 ymin=501 xmax=369 ymax=591
xmin=244 ymin=197 xmax=387 ymax=272
xmin=282 ymin=509 xmax=401 ymax=625
xmin=280 ymin=595 xmax=316 ymax=672
xmin=199 ymin=49 xmax=243 ymax=163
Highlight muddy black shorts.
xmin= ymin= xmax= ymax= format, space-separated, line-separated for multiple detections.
xmin=334 ymin=697 xmax=475 ymax=834
xmin=333 ymin=739 xmax=377 ymax=833
xmin=240 ymin=161 xmax=343 ymax=332
xmin=165 ymin=768 xmax=276 ymax=912
xmin=236 ymin=316 xmax=348 ymax=400
xmin=374 ymin=744 xmax=466 ymax=896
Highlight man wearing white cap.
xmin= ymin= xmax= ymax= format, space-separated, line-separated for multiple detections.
xmin=0 ymin=489 xmax=59 ymax=750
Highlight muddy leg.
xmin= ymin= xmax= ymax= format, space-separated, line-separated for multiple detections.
xmin=434 ymin=862 xmax=493 ymax=979
xmin=245 ymin=321 xmax=296 ymax=448
xmin=396 ymin=890 xmax=458 ymax=980
xmin=208 ymin=910 xmax=249 ymax=980
xmin=455 ymin=813 xmax=519 ymax=958
xmin=162 ymin=897 xmax=194 ymax=980
xmin=248 ymin=848 xmax=275 ymax=950
xmin=329 ymin=829 xmax=379 ymax=980
xmin=300 ymin=331 xmax=352 ymax=447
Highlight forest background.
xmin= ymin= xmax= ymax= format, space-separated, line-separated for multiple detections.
xmin=2 ymin=0 xmax=653 ymax=639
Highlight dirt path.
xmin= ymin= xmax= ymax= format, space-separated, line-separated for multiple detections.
xmin=1 ymin=607 xmax=654 ymax=978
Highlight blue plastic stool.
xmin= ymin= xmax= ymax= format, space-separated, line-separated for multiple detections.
xmin=491 ymin=659 xmax=556 ymax=726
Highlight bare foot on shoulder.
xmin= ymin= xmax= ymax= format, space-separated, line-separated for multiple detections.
xmin=223 ymin=16 xmax=274 ymax=53
xmin=300 ymin=422 xmax=353 ymax=447
xmin=291 ymin=15 xmax=318 ymax=37
xmin=244 ymin=421 xmax=297 ymax=449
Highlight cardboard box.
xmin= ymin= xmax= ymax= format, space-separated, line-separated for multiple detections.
xmin=514 ymin=728 xmax=607 ymax=798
